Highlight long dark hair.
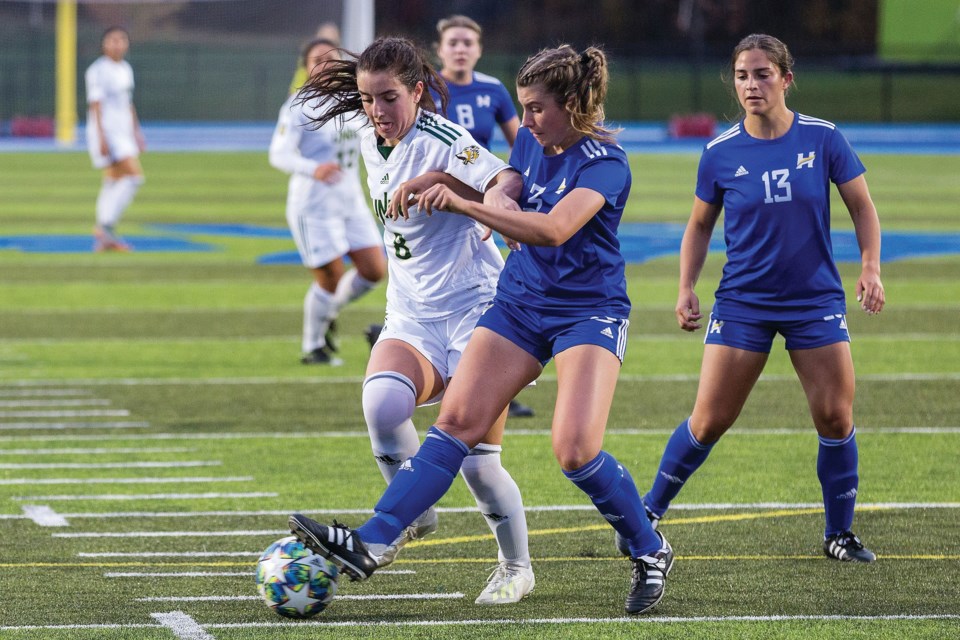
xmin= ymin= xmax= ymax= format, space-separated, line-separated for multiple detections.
xmin=297 ymin=37 xmax=449 ymax=129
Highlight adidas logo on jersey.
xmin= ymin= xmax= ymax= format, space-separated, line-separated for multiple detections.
xmin=380 ymin=173 xmax=390 ymax=184
xmin=735 ymin=165 xmax=749 ymax=177
xmin=600 ymin=326 xmax=614 ymax=339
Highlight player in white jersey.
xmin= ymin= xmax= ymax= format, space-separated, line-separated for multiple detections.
xmin=270 ymin=39 xmax=385 ymax=365
xmin=290 ymin=37 xmax=534 ymax=604
xmin=84 ymin=26 xmax=145 ymax=252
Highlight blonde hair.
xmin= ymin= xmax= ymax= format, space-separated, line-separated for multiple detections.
xmin=516 ymin=44 xmax=618 ymax=144
xmin=436 ymin=15 xmax=482 ymax=42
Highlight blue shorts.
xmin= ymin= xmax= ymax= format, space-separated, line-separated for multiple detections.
xmin=703 ymin=312 xmax=850 ymax=353
xmin=476 ymin=298 xmax=630 ymax=366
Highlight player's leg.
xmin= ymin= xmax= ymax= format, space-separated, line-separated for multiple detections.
xmin=642 ymin=317 xmax=771 ymax=522
xmin=335 ymin=201 xmax=385 ymax=309
xmin=300 ymin=260 xmax=345 ymax=364
xmin=551 ymin=338 xmax=672 ymax=615
xmin=789 ymin=336 xmax=874 ymax=562
xmin=465 ymin=409 xmax=534 ymax=604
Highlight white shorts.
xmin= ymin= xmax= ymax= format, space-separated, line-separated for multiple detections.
xmin=375 ymin=302 xmax=491 ymax=405
xmin=286 ymin=196 xmax=382 ymax=269
xmin=87 ymin=127 xmax=138 ymax=169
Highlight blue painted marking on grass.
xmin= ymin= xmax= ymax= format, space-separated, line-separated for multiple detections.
xmin=146 ymin=223 xmax=290 ymax=238
xmin=0 ymin=235 xmax=215 ymax=254
xmin=257 ymin=251 xmax=301 ymax=265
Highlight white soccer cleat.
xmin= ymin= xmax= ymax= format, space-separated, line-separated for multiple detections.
xmin=376 ymin=507 xmax=439 ymax=567
xmin=474 ymin=562 xmax=535 ymax=605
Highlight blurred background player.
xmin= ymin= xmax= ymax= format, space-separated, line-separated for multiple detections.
xmin=85 ymin=26 xmax=145 ymax=252
xmin=634 ymin=33 xmax=884 ymax=563
xmin=289 ymin=36 xmax=534 ymax=603
xmin=363 ymin=14 xmax=533 ymax=417
xmin=269 ymin=38 xmax=386 ymax=365
xmin=288 ymin=21 xmax=342 ymax=95
xmin=291 ymin=43 xmax=672 ymax=615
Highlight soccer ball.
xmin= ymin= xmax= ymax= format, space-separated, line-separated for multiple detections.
xmin=255 ymin=535 xmax=339 ymax=618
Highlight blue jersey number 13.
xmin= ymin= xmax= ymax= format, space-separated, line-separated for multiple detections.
xmin=761 ymin=169 xmax=792 ymax=204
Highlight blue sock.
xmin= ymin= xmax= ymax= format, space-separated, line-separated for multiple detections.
xmin=643 ymin=417 xmax=713 ymax=518
xmin=817 ymin=427 xmax=859 ymax=538
xmin=357 ymin=426 xmax=469 ymax=545
xmin=564 ymin=451 xmax=661 ymax=556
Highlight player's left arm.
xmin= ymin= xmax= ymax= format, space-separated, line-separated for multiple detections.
xmin=837 ymin=174 xmax=884 ymax=314
xmin=131 ymin=103 xmax=145 ymax=151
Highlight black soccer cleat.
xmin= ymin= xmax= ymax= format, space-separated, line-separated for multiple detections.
xmin=364 ymin=323 xmax=383 ymax=350
xmin=823 ymin=530 xmax=876 ymax=563
xmin=615 ymin=500 xmax=661 ymax=556
xmin=625 ymin=530 xmax=674 ymax=615
xmin=289 ymin=514 xmax=378 ymax=581
xmin=507 ymin=399 xmax=535 ymax=418
xmin=324 ymin=319 xmax=340 ymax=353
xmin=300 ymin=346 xmax=343 ymax=366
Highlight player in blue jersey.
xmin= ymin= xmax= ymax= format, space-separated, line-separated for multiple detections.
xmin=290 ymin=44 xmax=673 ymax=615
xmin=634 ymin=34 xmax=885 ymax=564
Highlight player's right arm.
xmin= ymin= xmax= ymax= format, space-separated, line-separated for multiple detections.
xmin=676 ymin=196 xmax=721 ymax=332
xmin=85 ymin=64 xmax=109 ymax=156
xmin=268 ymin=100 xmax=329 ymax=179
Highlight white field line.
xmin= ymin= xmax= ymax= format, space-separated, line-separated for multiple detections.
xmin=0 ymin=476 xmax=252 ymax=486
xmin=0 ymin=421 xmax=149 ymax=431
xmin=0 ymin=447 xmax=192 ymax=456
xmin=138 ymin=593 xmax=464 ymax=602
xmin=4 ymin=613 xmax=958 ymax=632
xmin=21 ymin=505 xmax=69 ymax=526
xmin=13 ymin=492 xmax=278 ymax=502
xmin=0 ymin=409 xmax=129 ymax=418
xmin=1 ymin=372 xmax=958 ymax=387
xmin=0 ymin=399 xmax=111 ymax=408
xmin=151 ymin=611 xmax=215 ymax=640
xmin=2 ymin=425 xmax=958 ymax=445
xmin=107 ymin=569 xmax=415 ymax=577
xmin=0 ymin=389 xmax=92 ymax=397
xmin=82 ymin=551 xmax=260 ymax=558
xmin=29 ymin=503 xmax=960 ymax=527
xmin=0 ymin=460 xmax=220 ymax=470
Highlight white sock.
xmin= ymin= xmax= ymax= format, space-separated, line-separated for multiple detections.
xmin=105 ymin=175 xmax=144 ymax=227
xmin=362 ymin=371 xmax=421 ymax=484
xmin=95 ymin=178 xmax=119 ymax=227
xmin=332 ymin=269 xmax=378 ymax=308
xmin=303 ymin=282 xmax=335 ymax=353
xmin=461 ymin=443 xmax=531 ymax=567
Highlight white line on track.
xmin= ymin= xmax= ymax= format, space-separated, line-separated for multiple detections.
xmin=1 ymin=371 xmax=958 ymax=387
xmin=0 ymin=447 xmax=192 ymax=456
xmin=0 ymin=460 xmax=220 ymax=470
xmin=3 ymin=613 xmax=958 ymax=632
xmin=28 ymin=502 xmax=959 ymax=527
xmin=3 ymin=425 xmax=958 ymax=444
xmin=0 ymin=475 xmax=251 ymax=486
xmin=0 ymin=421 xmax=149 ymax=431
xmin=0 ymin=409 xmax=129 ymax=418
xmin=151 ymin=611 xmax=215 ymax=640
xmin=138 ymin=593 xmax=464 ymax=602
xmin=13 ymin=492 xmax=277 ymax=502
xmin=0 ymin=399 xmax=111 ymax=408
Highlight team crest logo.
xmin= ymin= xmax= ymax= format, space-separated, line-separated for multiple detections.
xmin=456 ymin=145 xmax=481 ymax=165
xmin=796 ymin=151 xmax=816 ymax=169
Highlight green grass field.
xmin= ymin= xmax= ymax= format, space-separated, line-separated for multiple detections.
xmin=0 ymin=151 xmax=958 ymax=639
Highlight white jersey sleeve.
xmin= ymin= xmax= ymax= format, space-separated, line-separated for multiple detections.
xmin=269 ymin=96 xmax=320 ymax=177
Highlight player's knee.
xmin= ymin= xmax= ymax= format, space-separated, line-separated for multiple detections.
xmin=689 ymin=412 xmax=735 ymax=444
xmin=813 ymin=407 xmax=853 ymax=439
xmin=552 ymin=441 xmax=599 ymax=472
xmin=362 ymin=372 xmax=416 ymax=434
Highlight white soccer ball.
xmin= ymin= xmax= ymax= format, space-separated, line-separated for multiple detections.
xmin=255 ymin=535 xmax=339 ymax=618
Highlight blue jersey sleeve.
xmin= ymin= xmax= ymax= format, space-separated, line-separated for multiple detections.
xmin=572 ymin=156 xmax=630 ymax=207
xmin=827 ymin=127 xmax=866 ymax=185
xmin=492 ymin=82 xmax=518 ymax=124
xmin=694 ymin=148 xmax=721 ymax=204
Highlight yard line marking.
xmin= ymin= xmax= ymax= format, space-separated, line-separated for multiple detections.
xmin=0 ymin=389 xmax=92 ymax=397
xmin=2 ymin=500 xmax=955 ymax=521
xmin=22 ymin=505 xmax=69 ymax=527
xmin=81 ymin=551 xmax=260 ymax=558
xmin=139 ymin=593 xmax=464 ymax=602
xmin=3 ymin=425 xmax=957 ymax=443
xmin=0 ymin=409 xmax=129 ymax=418
xmin=107 ymin=569 xmax=415 ymax=577
xmin=0 ymin=447 xmax=191 ymax=456
xmin=2 ymin=371 xmax=958 ymax=387
xmin=3 ymin=614 xmax=959 ymax=632
xmin=12 ymin=492 xmax=277 ymax=502
xmin=0 ymin=421 xmax=149 ymax=431
xmin=0 ymin=460 xmax=220 ymax=470
xmin=151 ymin=611 xmax=215 ymax=640
xmin=53 ymin=529 xmax=286 ymax=538
xmin=0 ymin=475 xmax=251 ymax=486
xmin=0 ymin=399 xmax=111 ymax=408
